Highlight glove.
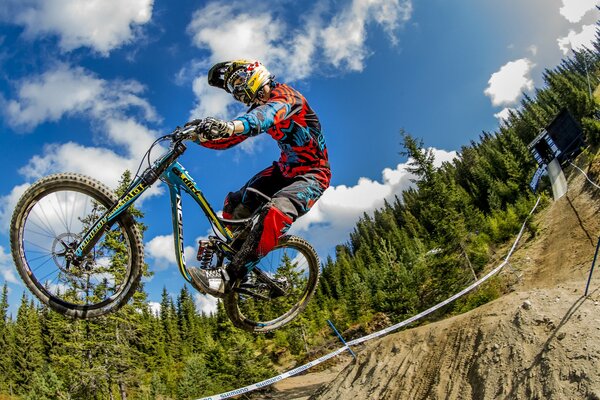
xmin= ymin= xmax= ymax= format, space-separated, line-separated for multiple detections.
xmin=197 ymin=117 xmax=235 ymax=141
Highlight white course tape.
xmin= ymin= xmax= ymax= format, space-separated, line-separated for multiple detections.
xmin=349 ymin=196 xmax=541 ymax=346
xmin=197 ymin=196 xmax=541 ymax=400
xmin=570 ymin=162 xmax=600 ymax=191
xmin=197 ymin=346 xmax=349 ymax=400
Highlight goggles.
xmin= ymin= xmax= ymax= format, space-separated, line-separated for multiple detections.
xmin=226 ymin=69 xmax=252 ymax=104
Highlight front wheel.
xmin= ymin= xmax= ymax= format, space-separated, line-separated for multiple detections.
xmin=224 ymin=235 xmax=320 ymax=333
xmin=10 ymin=173 xmax=144 ymax=318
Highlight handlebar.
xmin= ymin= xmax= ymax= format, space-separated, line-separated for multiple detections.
xmin=127 ymin=122 xmax=204 ymax=190
xmin=169 ymin=123 xmax=201 ymax=143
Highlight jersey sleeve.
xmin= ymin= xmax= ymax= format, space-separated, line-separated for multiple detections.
xmin=197 ymin=134 xmax=250 ymax=150
xmin=236 ymin=86 xmax=303 ymax=135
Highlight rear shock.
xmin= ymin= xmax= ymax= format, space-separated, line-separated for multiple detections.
xmin=197 ymin=239 xmax=215 ymax=269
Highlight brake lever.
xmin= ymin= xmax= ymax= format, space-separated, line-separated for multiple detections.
xmin=172 ymin=125 xmax=199 ymax=142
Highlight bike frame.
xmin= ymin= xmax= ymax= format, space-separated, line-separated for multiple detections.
xmin=73 ymin=138 xmax=235 ymax=284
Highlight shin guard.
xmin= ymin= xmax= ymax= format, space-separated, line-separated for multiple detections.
xmin=256 ymin=206 xmax=293 ymax=258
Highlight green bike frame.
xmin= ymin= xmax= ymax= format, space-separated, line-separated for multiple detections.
xmin=73 ymin=140 xmax=234 ymax=283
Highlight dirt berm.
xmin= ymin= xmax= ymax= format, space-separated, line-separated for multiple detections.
xmin=301 ymin=165 xmax=600 ymax=400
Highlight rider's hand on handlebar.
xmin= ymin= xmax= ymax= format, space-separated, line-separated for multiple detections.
xmin=181 ymin=119 xmax=204 ymax=142
xmin=196 ymin=117 xmax=235 ymax=142
xmin=183 ymin=117 xmax=235 ymax=142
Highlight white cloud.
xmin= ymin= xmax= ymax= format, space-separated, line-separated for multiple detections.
xmin=19 ymin=142 xmax=134 ymax=185
xmin=188 ymin=0 xmax=412 ymax=77
xmin=322 ymin=0 xmax=412 ymax=71
xmin=13 ymin=0 xmax=153 ymax=54
xmin=11 ymin=138 xmax=165 ymax=208
xmin=194 ymin=293 xmax=218 ymax=315
xmin=484 ymin=58 xmax=535 ymax=106
xmin=3 ymin=64 xmax=164 ymax=203
xmin=4 ymin=63 xmax=158 ymax=132
xmin=189 ymin=74 xmax=241 ymax=120
xmin=5 ymin=64 xmax=103 ymax=130
xmin=104 ymin=118 xmax=159 ymax=160
xmin=494 ymin=107 xmax=516 ymax=124
xmin=187 ymin=4 xmax=288 ymax=72
xmin=145 ymin=234 xmax=197 ymax=270
xmin=290 ymin=148 xmax=457 ymax=254
xmin=146 ymin=234 xmax=177 ymax=269
xmin=0 ymin=183 xmax=29 ymax=233
xmin=557 ymin=24 xmax=597 ymax=54
xmin=186 ymin=0 xmax=412 ymax=115
xmin=0 ymin=245 xmax=19 ymax=285
xmin=559 ymin=0 xmax=598 ymax=23
xmin=528 ymin=45 xmax=538 ymax=56
xmin=148 ymin=301 xmax=161 ymax=316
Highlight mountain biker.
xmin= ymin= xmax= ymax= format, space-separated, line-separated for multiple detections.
xmin=186 ymin=60 xmax=330 ymax=297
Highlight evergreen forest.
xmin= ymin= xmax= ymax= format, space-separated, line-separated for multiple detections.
xmin=1 ymin=27 xmax=600 ymax=400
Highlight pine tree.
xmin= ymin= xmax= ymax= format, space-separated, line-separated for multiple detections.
xmin=13 ymin=294 xmax=45 ymax=393
xmin=176 ymin=355 xmax=212 ymax=399
xmin=39 ymin=307 xmax=76 ymax=397
xmin=0 ymin=283 xmax=14 ymax=392
xmin=23 ymin=367 xmax=66 ymax=400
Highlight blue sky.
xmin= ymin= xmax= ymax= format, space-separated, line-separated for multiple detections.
xmin=0 ymin=0 xmax=598 ymax=315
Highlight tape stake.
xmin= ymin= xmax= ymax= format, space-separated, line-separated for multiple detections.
xmin=585 ymin=236 xmax=600 ymax=296
xmin=327 ymin=319 xmax=356 ymax=359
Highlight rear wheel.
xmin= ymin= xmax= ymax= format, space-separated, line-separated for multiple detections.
xmin=224 ymin=235 xmax=320 ymax=333
xmin=10 ymin=173 xmax=144 ymax=318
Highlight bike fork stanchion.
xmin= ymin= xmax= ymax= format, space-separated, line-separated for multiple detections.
xmin=584 ymin=236 xmax=600 ymax=297
xmin=327 ymin=319 xmax=356 ymax=360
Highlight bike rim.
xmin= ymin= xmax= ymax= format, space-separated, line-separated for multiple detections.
xmin=235 ymin=243 xmax=314 ymax=328
xmin=19 ymin=188 xmax=133 ymax=309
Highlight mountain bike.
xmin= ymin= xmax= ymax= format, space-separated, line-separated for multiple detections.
xmin=9 ymin=125 xmax=320 ymax=333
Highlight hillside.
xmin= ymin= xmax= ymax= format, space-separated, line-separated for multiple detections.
xmin=264 ymin=158 xmax=600 ymax=400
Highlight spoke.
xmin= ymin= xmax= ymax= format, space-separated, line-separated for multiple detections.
xmin=30 ymin=255 xmax=57 ymax=273
xmin=65 ymin=190 xmax=76 ymax=234
xmin=22 ymin=249 xmax=52 ymax=254
xmin=36 ymin=200 xmax=60 ymax=239
xmin=29 ymin=209 xmax=58 ymax=239
xmin=50 ymin=192 xmax=70 ymax=235
xmin=23 ymin=222 xmax=55 ymax=239
xmin=83 ymin=195 xmax=89 ymax=226
xmin=27 ymin=253 xmax=55 ymax=264
xmin=37 ymin=266 xmax=60 ymax=283
xmin=24 ymin=239 xmax=52 ymax=253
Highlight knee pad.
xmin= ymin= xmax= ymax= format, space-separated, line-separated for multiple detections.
xmin=256 ymin=206 xmax=293 ymax=258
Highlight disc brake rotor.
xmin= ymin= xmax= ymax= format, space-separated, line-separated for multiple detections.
xmin=51 ymin=233 xmax=94 ymax=275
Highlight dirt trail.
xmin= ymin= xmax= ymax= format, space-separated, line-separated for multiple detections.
xmin=268 ymin=162 xmax=600 ymax=400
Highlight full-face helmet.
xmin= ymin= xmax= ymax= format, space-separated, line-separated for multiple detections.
xmin=208 ymin=60 xmax=273 ymax=105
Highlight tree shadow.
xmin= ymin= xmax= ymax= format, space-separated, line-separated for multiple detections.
xmin=566 ymin=195 xmax=596 ymax=247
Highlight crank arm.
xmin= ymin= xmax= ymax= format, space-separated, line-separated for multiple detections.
xmin=234 ymin=287 xmax=271 ymax=301
xmin=252 ymin=267 xmax=287 ymax=297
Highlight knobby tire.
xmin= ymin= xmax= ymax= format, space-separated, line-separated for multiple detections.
xmin=223 ymin=235 xmax=320 ymax=333
xmin=10 ymin=173 xmax=144 ymax=318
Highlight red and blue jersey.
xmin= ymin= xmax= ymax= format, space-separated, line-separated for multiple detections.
xmin=200 ymin=83 xmax=330 ymax=187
